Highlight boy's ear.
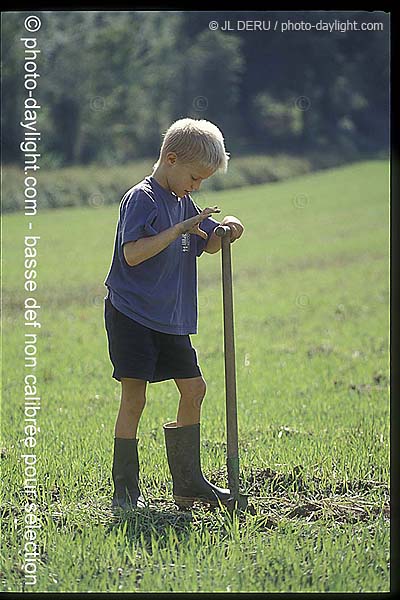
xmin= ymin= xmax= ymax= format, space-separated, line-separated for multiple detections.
xmin=166 ymin=152 xmax=178 ymax=166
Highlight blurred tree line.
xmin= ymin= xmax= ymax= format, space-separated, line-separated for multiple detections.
xmin=2 ymin=10 xmax=389 ymax=168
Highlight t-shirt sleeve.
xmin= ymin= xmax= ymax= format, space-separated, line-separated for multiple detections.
xmin=120 ymin=189 xmax=158 ymax=247
xmin=189 ymin=198 xmax=220 ymax=257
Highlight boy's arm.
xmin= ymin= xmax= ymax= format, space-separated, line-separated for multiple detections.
xmin=124 ymin=206 xmax=220 ymax=266
xmin=124 ymin=223 xmax=181 ymax=266
xmin=204 ymin=216 xmax=244 ymax=254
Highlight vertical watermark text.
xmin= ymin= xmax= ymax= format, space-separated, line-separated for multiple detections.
xmin=20 ymin=14 xmax=43 ymax=588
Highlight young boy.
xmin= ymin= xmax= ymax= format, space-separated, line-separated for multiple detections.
xmin=104 ymin=118 xmax=244 ymax=510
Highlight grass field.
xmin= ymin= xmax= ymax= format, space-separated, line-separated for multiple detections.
xmin=1 ymin=160 xmax=389 ymax=592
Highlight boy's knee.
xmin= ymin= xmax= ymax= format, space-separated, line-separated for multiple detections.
xmin=121 ymin=378 xmax=147 ymax=412
xmin=182 ymin=377 xmax=207 ymax=408
xmin=121 ymin=395 xmax=147 ymax=417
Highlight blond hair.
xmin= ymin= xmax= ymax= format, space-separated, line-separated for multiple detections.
xmin=153 ymin=118 xmax=230 ymax=173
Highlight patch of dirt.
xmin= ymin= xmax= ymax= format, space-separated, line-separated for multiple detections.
xmin=373 ymin=372 xmax=388 ymax=385
xmin=240 ymin=466 xmax=388 ymax=496
xmin=333 ymin=372 xmax=389 ymax=393
xmin=349 ymin=383 xmax=387 ymax=393
xmin=236 ymin=467 xmax=390 ymax=526
xmin=257 ymin=495 xmax=390 ymax=525
xmin=307 ymin=344 xmax=334 ymax=357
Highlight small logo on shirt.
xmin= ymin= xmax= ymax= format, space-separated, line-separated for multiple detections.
xmin=181 ymin=233 xmax=190 ymax=252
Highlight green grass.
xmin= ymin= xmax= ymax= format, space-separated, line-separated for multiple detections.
xmin=1 ymin=160 xmax=389 ymax=592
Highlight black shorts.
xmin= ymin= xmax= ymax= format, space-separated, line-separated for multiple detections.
xmin=104 ymin=297 xmax=202 ymax=383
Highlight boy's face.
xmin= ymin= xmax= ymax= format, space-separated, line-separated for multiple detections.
xmin=165 ymin=153 xmax=215 ymax=199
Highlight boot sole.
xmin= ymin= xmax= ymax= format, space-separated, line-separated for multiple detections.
xmin=173 ymin=495 xmax=232 ymax=509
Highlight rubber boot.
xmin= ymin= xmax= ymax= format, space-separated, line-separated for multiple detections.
xmin=111 ymin=437 xmax=145 ymax=510
xmin=163 ymin=421 xmax=232 ymax=509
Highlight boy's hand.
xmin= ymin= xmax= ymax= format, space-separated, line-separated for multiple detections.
xmin=179 ymin=206 xmax=221 ymax=240
xmin=221 ymin=215 xmax=244 ymax=242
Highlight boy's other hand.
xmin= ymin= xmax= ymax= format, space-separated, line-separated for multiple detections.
xmin=179 ymin=206 xmax=221 ymax=239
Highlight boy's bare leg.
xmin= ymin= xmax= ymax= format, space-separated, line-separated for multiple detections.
xmin=115 ymin=378 xmax=147 ymax=438
xmin=174 ymin=376 xmax=207 ymax=426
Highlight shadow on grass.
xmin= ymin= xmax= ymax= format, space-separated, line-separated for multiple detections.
xmin=103 ymin=498 xmax=260 ymax=552
xmin=105 ymin=502 xmax=195 ymax=550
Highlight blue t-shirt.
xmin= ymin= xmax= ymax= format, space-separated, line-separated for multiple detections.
xmin=104 ymin=175 xmax=220 ymax=335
